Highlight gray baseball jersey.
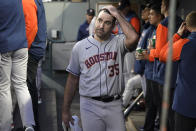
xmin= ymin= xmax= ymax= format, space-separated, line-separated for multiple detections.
xmin=66 ymin=34 xmax=129 ymax=97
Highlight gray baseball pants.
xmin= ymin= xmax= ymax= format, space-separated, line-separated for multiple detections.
xmin=80 ymin=96 xmax=126 ymax=131
xmin=0 ymin=48 xmax=35 ymax=131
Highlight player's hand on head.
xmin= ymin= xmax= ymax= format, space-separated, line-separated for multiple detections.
xmin=62 ymin=110 xmax=74 ymax=128
xmin=104 ymin=5 xmax=119 ymax=18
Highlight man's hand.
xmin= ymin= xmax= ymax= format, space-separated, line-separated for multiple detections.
xmin=62 ymin=110 xmax=74 ymax=128
xmin=135 ymin=51 xmax=145 ymax=60
xmin=177 ymin=22 xmax=186 ymax=36
xmin=142 ymin=50 xmax=149 ymax=60
xmin=104 ymin=5 xmax=139 ymax=51
xmin=62 ymin=73 xmax=79 ymax=128
xmin=104 ymin=5 xmax=119 ymax=18
xmin=135 ymin=50 xmax=149 ymax=60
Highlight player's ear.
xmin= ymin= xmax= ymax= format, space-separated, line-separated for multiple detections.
xmin=111 ymin=21 xmax=116 ymax=29
xmin=186 ymin=26 xmax=192 ymax=32
xmin=111 ymin=25 xmax=115 ymax=32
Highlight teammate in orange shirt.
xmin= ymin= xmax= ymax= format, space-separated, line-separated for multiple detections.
xmin=159 ymin=11 xmax=196 ymax=131
xmin=113 ymin=0 xmax=140 ymax=34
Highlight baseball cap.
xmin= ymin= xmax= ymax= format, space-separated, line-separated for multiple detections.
xmin=118 ymin=0 xmax=131 ymax=10
xmin=86 ymin=8 xmax=95 ymax=16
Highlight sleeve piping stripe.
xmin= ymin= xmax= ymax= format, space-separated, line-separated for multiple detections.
xmin=66 ymin=68 xmax=79 ymax=76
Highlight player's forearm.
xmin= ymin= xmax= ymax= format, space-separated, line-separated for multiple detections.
xmin=62 ymin=73 xmax=79 ymax=112
xmin=116 ymin=14 xmax=139 ymax=50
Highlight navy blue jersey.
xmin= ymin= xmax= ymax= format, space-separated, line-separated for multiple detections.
xmin=172 ymin=32 xmax=196 ymax=118
xmin=144 ymin=26 xmax=156 ymax=81
xmin=134 ymin=25 xmax=153 ymax=75
xmin=0 ymin=0 xmax=27 ymax=53
xmin=77 ymin=21 xmax=89 ymax=41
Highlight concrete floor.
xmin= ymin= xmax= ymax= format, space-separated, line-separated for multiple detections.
xmin=128 ymin=111 xmax=145 ymax=131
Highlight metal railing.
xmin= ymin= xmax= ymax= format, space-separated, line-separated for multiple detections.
xmin=160 ymin=0 xmax=177 ymax=131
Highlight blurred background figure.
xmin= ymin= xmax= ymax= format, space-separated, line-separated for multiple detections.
xmin=113 ymin=0 xmax=140 ymax=34
xmin=77 ymin=8 xmax=95 ymax=41
xmin=122 ymin=2 xmax=151 ymax=108
xmin=140 ymin=3 xmax=150 ymax=30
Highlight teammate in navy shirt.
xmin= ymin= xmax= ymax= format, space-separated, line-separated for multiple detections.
xmin=77 ymin=8 xmax=95 ymax=41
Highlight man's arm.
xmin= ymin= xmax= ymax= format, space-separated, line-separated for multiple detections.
xmin=106 ymin=6 xmax=139 ymax=51
xmin=22 ymin=0 xmax=38 ymax=49
xmin=159 ymin=38 xmax=189 ymax=62
xmin=159 ymin=22 xmax=187 ymax=62
xmin=62 ymin=73 xmax=79 ymax=127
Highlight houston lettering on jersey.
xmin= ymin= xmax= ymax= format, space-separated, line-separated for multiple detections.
xmin=85 ymin=52 xmax=117 ymax=68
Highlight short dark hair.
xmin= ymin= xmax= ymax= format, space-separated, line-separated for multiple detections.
xmin=150 ymin=3 xmax=161 ymax=14
xmin=150 ymin=3 xmax=165 ymax=19
xmin=162 ymin=0 xmax=180 ymax=10
xmin=141 ymin=3 xmax=151 ymax=10
xmin=186 ymin=11 xmax=196 ymax=28
xmin=97 ymin=8 xmax=116 ymax=25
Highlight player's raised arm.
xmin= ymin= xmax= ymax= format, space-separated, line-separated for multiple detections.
xmin=105 ymin=5 xmax=139 ymax=51
xmin=62 ymin=73 xmax=79 ymax=128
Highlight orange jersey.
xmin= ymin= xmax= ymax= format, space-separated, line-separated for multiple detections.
xmin=130 ymin=17 xmax=140 ymax=33
xmin=22 ymin=0 xmax=38 ymax=49
xmin=149 ymin=23 xmax=168 ymax=61
xmin=159 ymin=33 xmax=190 ymax=62
xmin=149 ymin=16 xmax=183 ymax=62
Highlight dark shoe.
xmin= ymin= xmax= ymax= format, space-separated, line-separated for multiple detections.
xmin=15 ymin=127 xmax=25 ymax=131
xmin=33 ymin=125 xmax=40 ymax=131
xmin=139 ymin=126 xmax=144 ymax=131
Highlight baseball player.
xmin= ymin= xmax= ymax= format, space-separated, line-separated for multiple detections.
xmin=62 ymin=5 xmax=138 ymax=131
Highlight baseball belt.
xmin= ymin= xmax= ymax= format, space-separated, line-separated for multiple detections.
xmin=91 ymin=95 xmax=121 ymax=102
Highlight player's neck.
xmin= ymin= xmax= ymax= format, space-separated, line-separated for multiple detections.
xmin=164 ymin=11 xmax=169 ymax=17
xmin=94 ymin=34 xmax=111 ymax=42
xmin=190 ymin=28 xmax=196 ymax=32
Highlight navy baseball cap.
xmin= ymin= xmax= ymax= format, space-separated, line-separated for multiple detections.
xmin=86 ymin=8 xmax=95 ymax=16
